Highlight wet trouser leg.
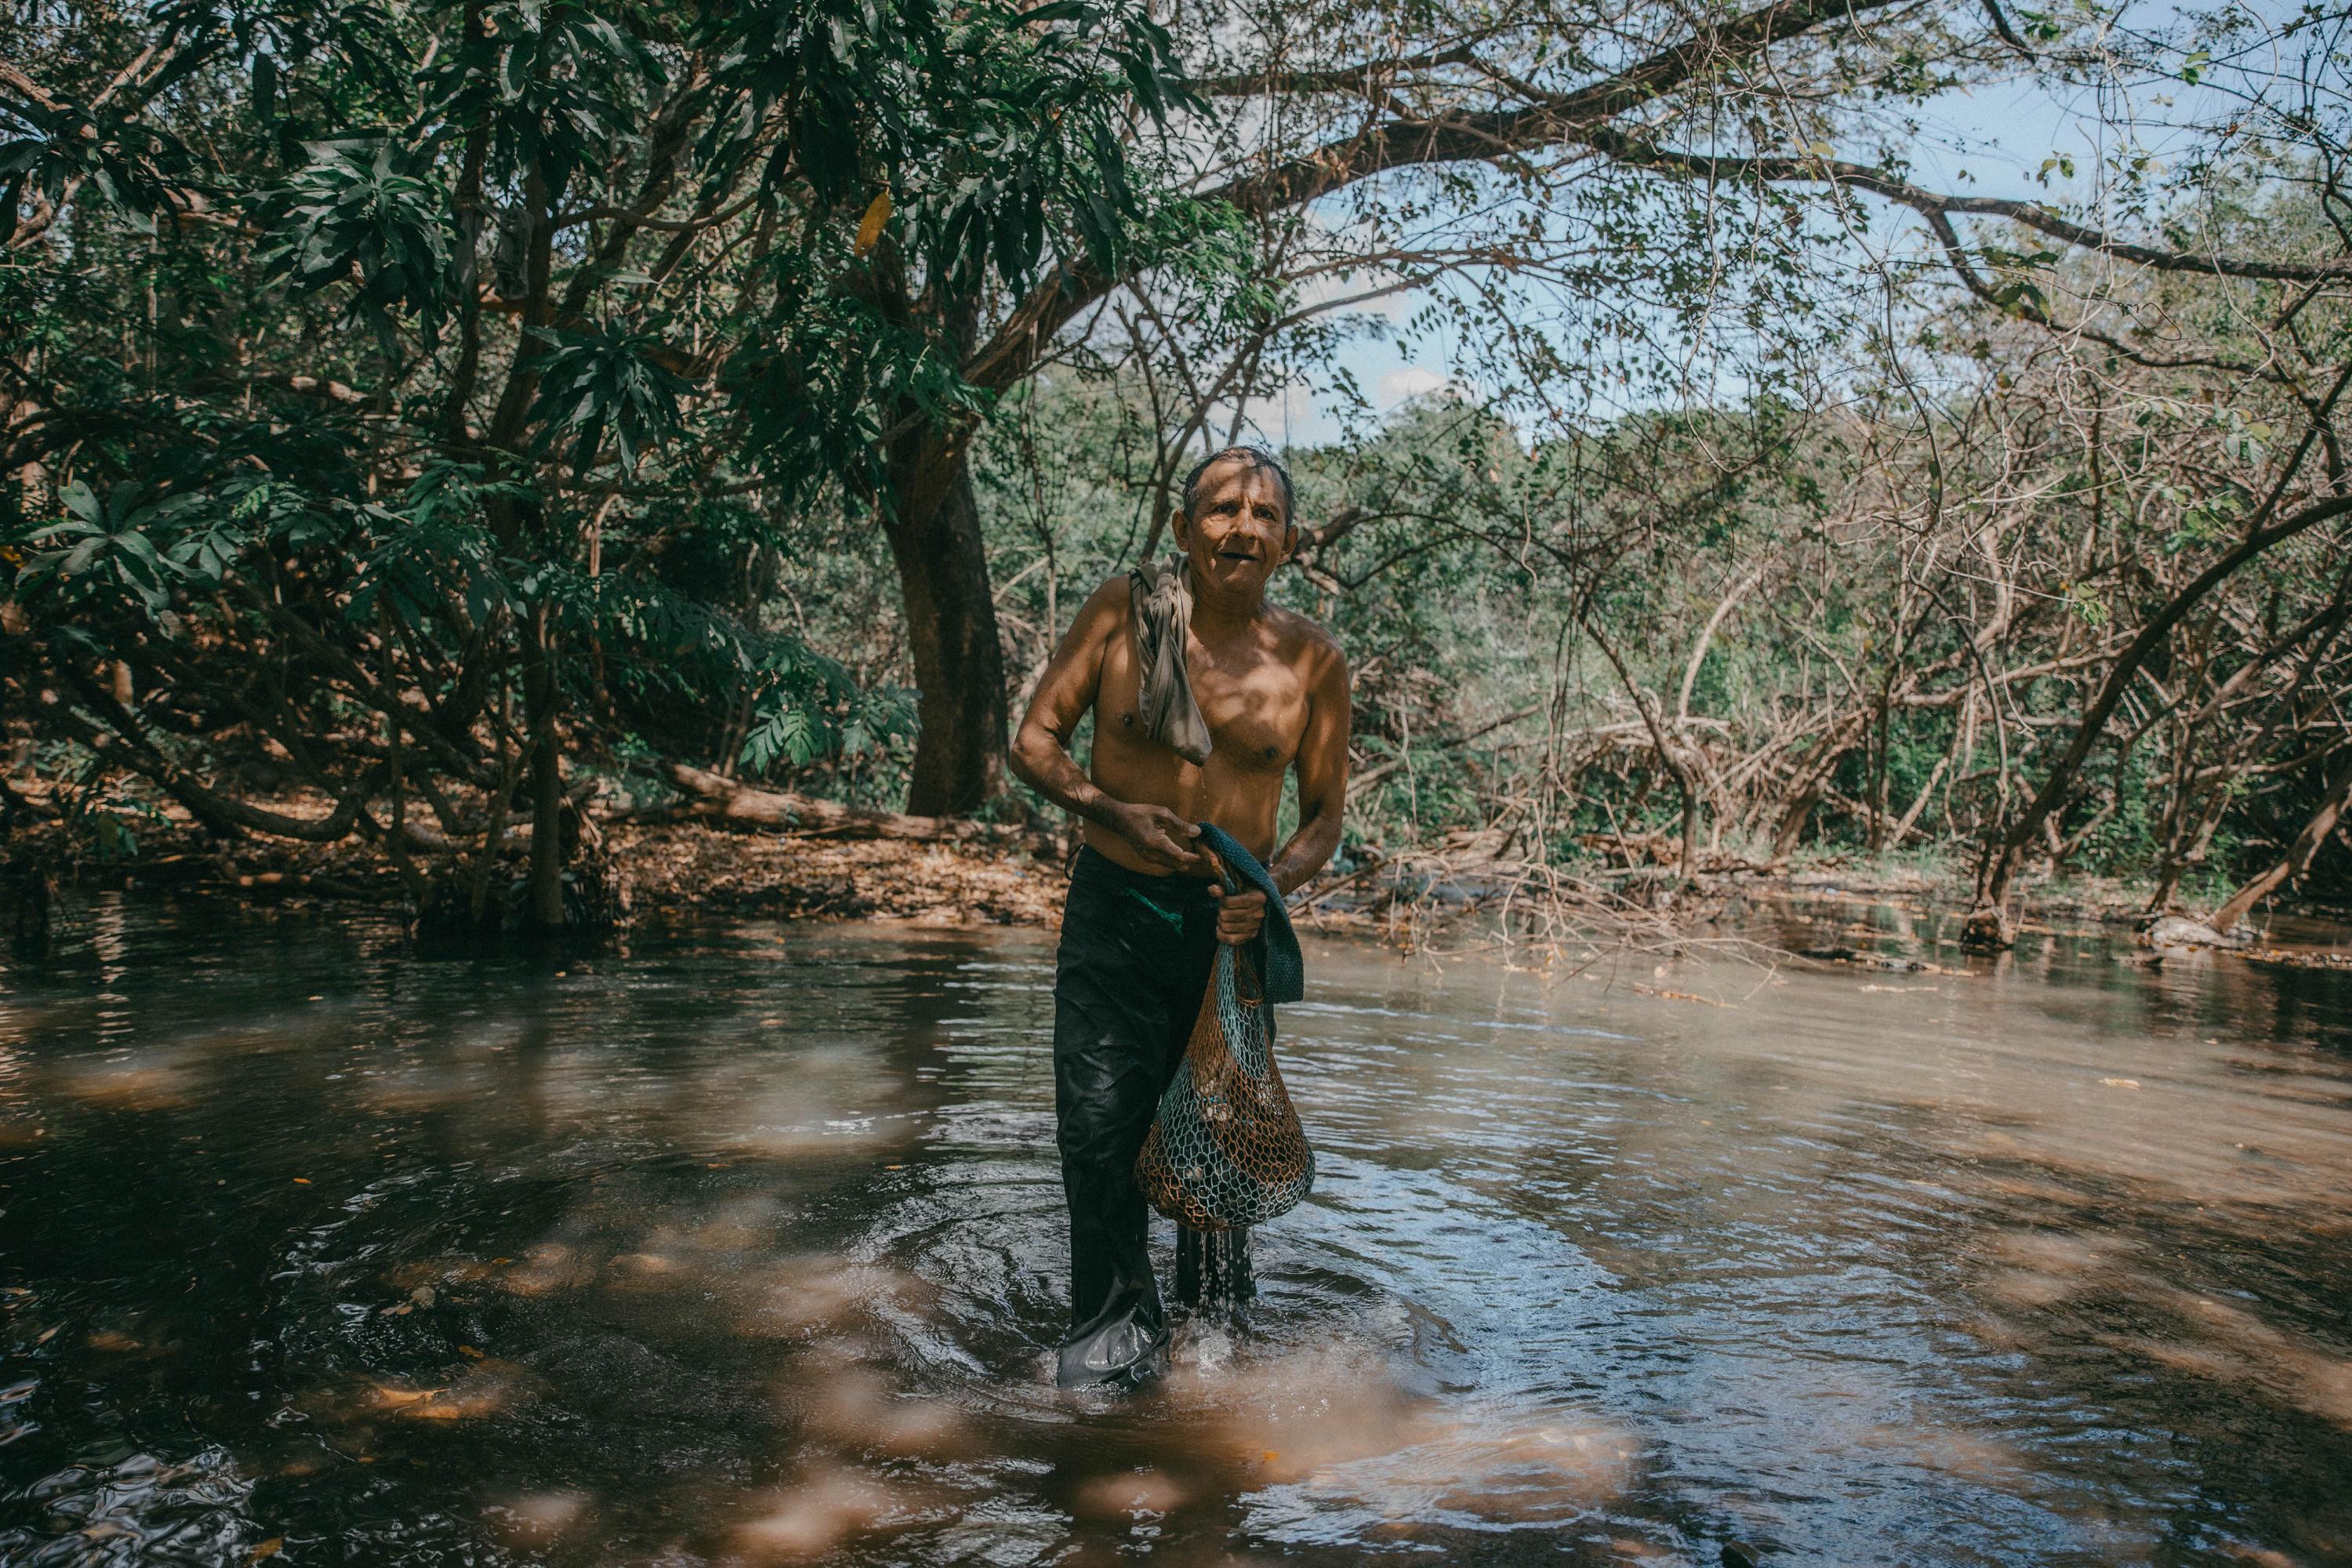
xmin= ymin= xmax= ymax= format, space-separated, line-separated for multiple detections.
xmin=1175 ymin=1226 xmax=1254 ymax=1314
xmin=1052 ymin=848 xmax=1218 ymax=1388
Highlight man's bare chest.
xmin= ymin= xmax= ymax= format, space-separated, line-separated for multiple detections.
xmin=1100 ymin=631 xmax=1308 ymax=771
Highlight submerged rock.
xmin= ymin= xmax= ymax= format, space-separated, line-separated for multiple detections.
xmin=2140 ymin=914 xmax=2249 ymax=952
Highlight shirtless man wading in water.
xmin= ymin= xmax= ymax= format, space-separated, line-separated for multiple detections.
xmin=1011 ymin=445 xmax=1351 ymax=1388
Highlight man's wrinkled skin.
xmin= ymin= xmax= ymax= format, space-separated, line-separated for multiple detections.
xmin=1011 ymin=456 xmax=1352 ymax=935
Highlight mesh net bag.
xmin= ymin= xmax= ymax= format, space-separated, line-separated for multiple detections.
xmin=1135 ymin=919 xmax=1315 ymax=1232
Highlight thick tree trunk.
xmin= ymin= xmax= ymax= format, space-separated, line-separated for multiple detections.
xmin=473 ymin=152 xmax=571 ymax=935
xmin=881 ymin=434 xmax=1009 ymax=817
xmin=2212 ymin=750 xmax=2352 ymax=931
xmin=1770 ymin=781 xmax=1822 ymax=863
xmin=1769 ymin=710 xmax=1867 ymax=863
xmin=521 ymin=605 xmax=567 ymax=931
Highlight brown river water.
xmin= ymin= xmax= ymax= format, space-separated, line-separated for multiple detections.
xmin=2 ymin=894 xmax=2350 ymax=1566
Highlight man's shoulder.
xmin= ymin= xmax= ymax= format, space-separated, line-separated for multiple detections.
xmin=1265 ymin=603 xmax=1345 ymax=671
xmin=1075 ymin=573 xmax=1135 ymax=622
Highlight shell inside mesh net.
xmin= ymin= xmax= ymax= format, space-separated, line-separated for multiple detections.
xmin=1136 ymin=940 xmax=1314 ymax=1232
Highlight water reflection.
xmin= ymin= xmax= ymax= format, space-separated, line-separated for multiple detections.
xmin=1 ymin=897 xmax=2349 ymax=1565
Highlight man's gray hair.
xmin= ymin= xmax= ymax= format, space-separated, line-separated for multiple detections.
xmin=1179 ymin=445 xmax=1296 ymax=527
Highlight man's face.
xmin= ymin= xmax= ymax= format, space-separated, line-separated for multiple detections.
xmin=1174 ymin=458 xmax=1294 ymax=597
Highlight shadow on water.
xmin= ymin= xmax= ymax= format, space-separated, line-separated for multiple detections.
xmin=2 ymin=891 xmax=2350 ymax=1564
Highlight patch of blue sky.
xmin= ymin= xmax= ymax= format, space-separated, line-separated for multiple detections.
xmin=1200 ymin=3 xmax=2316 ymax=450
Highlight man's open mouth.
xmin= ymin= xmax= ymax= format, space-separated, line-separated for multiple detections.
xmin=1217 ymin=548 xmax=1256 ymax=562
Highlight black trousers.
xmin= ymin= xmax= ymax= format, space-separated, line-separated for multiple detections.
xmin=1051 ymin=846 xmax=1221 ymax=1387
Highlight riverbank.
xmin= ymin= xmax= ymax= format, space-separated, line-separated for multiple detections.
xmin=7 ymin=775 xmax=2349 ymax=965
xmin=1 ymin=801 xmax=1068 ymax=927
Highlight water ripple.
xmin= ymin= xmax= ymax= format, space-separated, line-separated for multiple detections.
xmin=2 ymin=904 xmax=2349 ymax=1564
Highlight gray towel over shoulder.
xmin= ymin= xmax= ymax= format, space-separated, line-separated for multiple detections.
xmin=1128 ymin=555 xmax=1213 ymax=766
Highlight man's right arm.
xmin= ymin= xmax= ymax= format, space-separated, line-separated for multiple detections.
xmin=1010 ymin=578 xmax=1201 ymax=869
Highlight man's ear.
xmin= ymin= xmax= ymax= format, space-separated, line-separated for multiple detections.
xmin=1170 ymin=508 xmax=1192 ymax=550
xmin=1281 ymin=518 xmax=1300 ymax=563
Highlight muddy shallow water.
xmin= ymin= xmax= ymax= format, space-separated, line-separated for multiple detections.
xmin=2 ymin=895 xmax=2350 ymax=1566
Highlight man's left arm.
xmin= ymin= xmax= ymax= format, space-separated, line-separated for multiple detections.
xmin=1211 ymin=638 xmax=1351 ymax=945
xmin=1269 ymin=639 xmax=1352 ymax=897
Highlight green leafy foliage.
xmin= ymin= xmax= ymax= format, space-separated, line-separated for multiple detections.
xmin=0 ymin=0 xmax=1206 ymax=878
xmin=528 ymin=321 xmax=696 ymax=478
xmin=13 ymin=481 xmax=190 ymax=619
xmin=5 ymin=0 xmax=2345 ymax=925
xmin=258 ymin=138 xmax=452 ymax=352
